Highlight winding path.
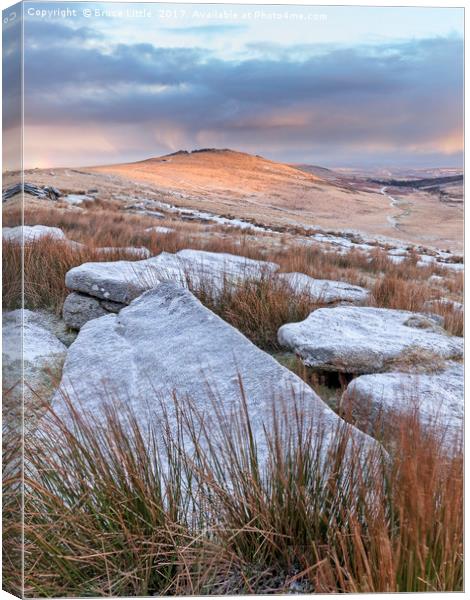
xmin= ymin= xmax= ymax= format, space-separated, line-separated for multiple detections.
xmin=380 ymin=186 xmax=411 ymax=231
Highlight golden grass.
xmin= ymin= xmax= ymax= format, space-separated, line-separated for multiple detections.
xmin=2 ymin=206 xmax=463 ymax=596
xmin=428 ymin=300 xmax=464 ymax=337
xmin=371 ymin=273 xmax=431 ymax=312
xmin=370 ymin=274 xmax=463 ymax=336
xmin=2 ymin=218 xmax=459 ymax=372
xmin=2 ymin=238 xmax=144 ymax=314
xmin=3 ymin=204 xmax=463 ymax=339
xmin=193 ymin=274 xmax=323 ymax=350
xmin=2 ymin=389 xmax=462 ymax=596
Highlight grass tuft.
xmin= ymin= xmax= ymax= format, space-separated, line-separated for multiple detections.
xmin=2 ymin=388 xmax=462 ymax=596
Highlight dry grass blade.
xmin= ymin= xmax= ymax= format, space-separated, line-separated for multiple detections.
xmin=9 ymin=386 xmax=462 ymax=596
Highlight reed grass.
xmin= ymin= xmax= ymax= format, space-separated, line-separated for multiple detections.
xmin=2 ymin=208 xmax=463 ymax=595
xmin=3 ymin=225 xmax=463 ymax=338
xmin=2 ymin=388 xmax=461 ymax=597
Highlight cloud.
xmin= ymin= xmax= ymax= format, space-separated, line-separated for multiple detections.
xmin=26 ymin=20 xmax=102 ymax=44
xmin=162 ymin=24 xmax=248 ymax=35
xmin=3 ymin=13 xmax=22 ymax=134
xmin=22 ymin=19 xmax=463 ymax=167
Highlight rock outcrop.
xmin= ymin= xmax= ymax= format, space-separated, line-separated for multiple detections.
xmin=3 ymin=310 xmax=67 ymax=431
xmin=2 ymin=183 xmax=61 ymax=202
xmin=280 ymin=272 xmax=370 ymax=304
xmin=342 ymin=362 xmax=463 ymax=444
xmin=62 ymin=292 xmax=125 ymax=330
xmin=63 ymin=193 xmax=94 ymax=205
xmin=65 ymin=252 xmax=180 ymax=304
xmin=97 ymin=246 xmax=151 ymax=259
xmin=278 ymin=306 xmax=463 ymax=374
xmin=63 ymin=250 xmax=279 ymax=328
xmin=52 ymin=284 xmax=380 ymax=468
xmin=177 ymin=249 xmax=278 ymax=291
xmin=3 ymin=225 xmax=67 ymax=243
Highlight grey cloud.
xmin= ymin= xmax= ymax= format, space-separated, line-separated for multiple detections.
xmin=22 ymin=20 xmax=463 ymax=166
xmin=25 ymin=20 xmax=102 ymax=43
xmin=3 ymin=10 xmax=22 ymax=130
xmin=25 ymin=43 xmax=208 ymax=88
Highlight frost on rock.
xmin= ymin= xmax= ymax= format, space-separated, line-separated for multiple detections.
xmin=3 ymin=225 xmax=66 ymax=243
xmin=52 ymin=284 xmax=381 ymax=469
xmin=3 ymin=309 xmax=67 ymax=367
xmin=145 ymin=226 xmax=175 ymax=234
xmin=387 ymin=254 xmax=406 ymax=265
xmin=278 ymin=306 xmax=463 ymax=374
xmin=65 ymin=252 xmax=184 ymax=304
xmin=65 ymin=250 xmax=279 ymax=305
xmin=97 ymin=246 xmax=151 ymax=259
xmin=439 ymin=262 xmax=464 ymax=272
xmin=280 ymin=272 xmax=370 ymax=305
xmin=176 ymin=249 xmax=279 ymax=293
xmin=63 ymin=194 xmax=94 ymax=205
xmin=342 ymin=362 xmax=463 ymax=444
xmin=3 ymin=310 xmax=67 ymax=431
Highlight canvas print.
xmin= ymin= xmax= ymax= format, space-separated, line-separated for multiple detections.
xmin=2 ymin=2 xmax=464 ymax=596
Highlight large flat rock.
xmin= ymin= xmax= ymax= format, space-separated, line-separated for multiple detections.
xmin=65 ymin=252 xmax=183 ymax=303
xmin=177 ymin=249 xmax=279 ymax=295
xmin=52 ymin=284 xmax=379 ymax=467
xmin=278 ymin=306 xmax=463 ymax=373
xmin=65 ymin=250 xmax=279 ymax=304
xmin=342 ymin=362 xmax=463 ymax=443
xmin=177 ymin=248 xmax=278 ymax=278
xmin=280 ymin=272 xmax=370 ymax=304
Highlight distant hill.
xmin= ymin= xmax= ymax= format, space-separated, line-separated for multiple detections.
xmin=95 ymin=149 xmax=325 ymax=196
xmin=294 ymin=164 xmax=338 ymax=179
xmin=89 ymin=148 xmax=462 ymax=250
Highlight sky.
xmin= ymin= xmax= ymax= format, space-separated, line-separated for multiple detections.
xmin=3 ymin=2 xmax=464 ymax=168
